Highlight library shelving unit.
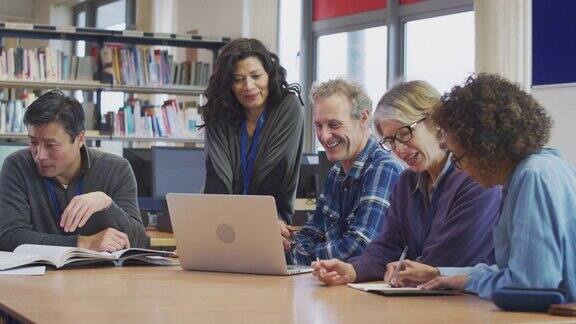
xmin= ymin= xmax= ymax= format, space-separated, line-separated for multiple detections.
xmin=0 ymin=22 xmax=230 ymax=144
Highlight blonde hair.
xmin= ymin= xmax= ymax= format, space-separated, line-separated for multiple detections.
xmin=374 ymin=80 xmax=440 ymax=128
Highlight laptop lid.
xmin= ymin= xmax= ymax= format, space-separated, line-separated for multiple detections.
xmin=167 ymin=193 xmax=292 ymax=275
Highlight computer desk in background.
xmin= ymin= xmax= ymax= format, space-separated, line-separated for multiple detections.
xmin=0 ymin=267 xmax=570 ymax=324
xmin=146 ymin=228 xmax=176 ymax=249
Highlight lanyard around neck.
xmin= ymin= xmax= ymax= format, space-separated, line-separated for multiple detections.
xmin=412 ymin=164 xmax=455 ymax=255
xmin=44 ymin=178 xmax=84 ymax=221
xmin=240 ymin=109 xmax=268 ymax=195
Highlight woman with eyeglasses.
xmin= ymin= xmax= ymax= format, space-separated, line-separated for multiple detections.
xmin=388 ymin=74 xmax=576 ymax=302
xmin=312 ymin=80 xmax=502 ymax=286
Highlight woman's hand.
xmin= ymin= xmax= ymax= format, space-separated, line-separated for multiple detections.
xmin=419 ymin=274 xmax=468 ymax=291
xmin=384 ymin=260 xmax=440 ymax=286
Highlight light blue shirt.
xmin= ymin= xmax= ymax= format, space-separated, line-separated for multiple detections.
xmin=440 ymin=149 xmax=576 ymax=301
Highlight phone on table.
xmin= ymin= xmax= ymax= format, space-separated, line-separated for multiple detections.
xmin=550 ymin=302 xmax=576 ymax=317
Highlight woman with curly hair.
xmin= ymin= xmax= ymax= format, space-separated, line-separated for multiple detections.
xmin=384 ymin=73 xmax=576 ymax=302
xmin=201 ymin=38 xmax=304 ymax=224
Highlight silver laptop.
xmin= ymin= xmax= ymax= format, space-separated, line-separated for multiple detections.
xmin=166 ymin=193 xmax=312 ymax=275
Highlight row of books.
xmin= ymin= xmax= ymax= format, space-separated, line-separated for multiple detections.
xmin=0 ymin=90 xmax=96 ymax=134
xmin=0 ymin=47 xmax=95 ymax=82
xmin=100 ymin=46 xmax=211 ymax=87
xmin=0 ymin=46 xmax=211 ymax=89
xmin=105 ymin=98 xmax=201 ymax=139
xmin=0 ymin=93 xmax=36 ymax=134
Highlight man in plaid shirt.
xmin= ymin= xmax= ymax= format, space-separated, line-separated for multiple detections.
xmin=280 ymin=79 xmax=403 ymax=265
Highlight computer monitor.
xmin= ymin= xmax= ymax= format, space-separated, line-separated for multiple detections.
xmin=123 ymin=148 xmax=152 ymax=197
xmin=151 ymin=146 xmax=206 ymax=199
xmin=296 ymin=153 xmax=319 ymax=199
xmin=123 ymin=148 xmax=163 ymax=213
xmin=317 ymin=150 xmax=335 ymax=194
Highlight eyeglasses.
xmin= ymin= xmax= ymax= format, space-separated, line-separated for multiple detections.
xmin=379 ymin=117 xmax=427 ymax=151
xmin=450 ymin=152 xmax=466 ymax=169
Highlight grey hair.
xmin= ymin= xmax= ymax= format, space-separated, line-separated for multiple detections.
xmin=309 ymin=78 xmax=372 ymax=120
xmin=373 ymin=80 xmax=440 ymax=128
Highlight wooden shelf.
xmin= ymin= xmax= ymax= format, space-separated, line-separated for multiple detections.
xmin=0 ymin=79 xmax=206 ymax=96
xmin=0 ymin=133 xmax=203 ymax=144
xmin=0 ymin=22 xmax=222 ymax=145
xmin=0 ymin=23 xmax=229 ymax=49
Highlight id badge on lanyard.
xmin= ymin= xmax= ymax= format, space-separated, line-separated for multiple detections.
xmin=43 ymin=178 xmax=84 ymax=221
xmin=240 ymin=110 xmax=267 ymax=195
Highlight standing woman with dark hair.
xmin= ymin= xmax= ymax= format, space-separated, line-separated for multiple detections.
xmin=201 ymin=38 xmax=304 ymax=224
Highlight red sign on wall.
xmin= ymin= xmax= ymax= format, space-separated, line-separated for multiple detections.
xmin=313 ymin=0 xmax=387 ymax=21
xmin=313 ymin=0 xmax=426 ymax=21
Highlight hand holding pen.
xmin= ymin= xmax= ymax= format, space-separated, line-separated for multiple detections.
xmin=384 ymin=253 xmax=442 ymax=287
xmin=312 ymin=257 xmax=358 ymax=286
xmin=384 ymin=246 xmax=408 ymax=288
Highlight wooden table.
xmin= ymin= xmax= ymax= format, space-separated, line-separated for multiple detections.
xmin=0 ymin=266 xmax=571 ymax=324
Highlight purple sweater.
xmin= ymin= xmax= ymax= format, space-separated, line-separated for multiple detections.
xmin=349 ymin=165 xmax=502 ymax=282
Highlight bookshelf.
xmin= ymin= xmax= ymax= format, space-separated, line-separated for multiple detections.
xmin=0 ymin=22 xmax=230 ymax=144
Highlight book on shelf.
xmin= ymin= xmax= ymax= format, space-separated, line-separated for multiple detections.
xmin=105 ymin=97 xmax=201 ymax=139
xmin=0 ymin=92 xmax=96 ymax=134
xmin=0 ymin=92 xmax=36 ymax=134
xmin=0 ymin=46 xmax=96 ymax=83
xmin=0 ymin=244 xmax=177 ymax=270
xmin=100 ymin=45 xmax=210 ymax=87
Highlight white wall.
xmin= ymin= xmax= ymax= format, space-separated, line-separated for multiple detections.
xmin=0 ymin=0 xmax=35 ymax=22
xmin=532 ymin=86 xmax=576 ymax=164
xmin=172 ymin=0 xmax=277 ymax=51
xmin=175 ymin=0 xmax=244 ymax=39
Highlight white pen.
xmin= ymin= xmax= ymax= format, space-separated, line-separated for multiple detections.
xmin=388 ymin=246 xmax=409 ymax=287
xmin=316 ymin=256 xmax=325 ymax=276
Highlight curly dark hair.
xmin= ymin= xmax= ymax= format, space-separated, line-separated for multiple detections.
xmin=433 ymin=73 xmax=553 ymax=172
xmin=200 ymin=38 xmax=298 ymax=128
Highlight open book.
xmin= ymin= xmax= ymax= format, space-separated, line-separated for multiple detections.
xmin=0 ymin=244 xmax=177 ymax=270
xmin=347 ymin=283 xmax=460 ymax=296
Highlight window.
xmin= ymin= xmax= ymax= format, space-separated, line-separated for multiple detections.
xmin=96 ymin=0 xmax=127 ymax=31
xmin=74 ymin=11 xmax=87 ymax=104
xmin=404 ymin=11 xmax=475 ymax=93
xmin=75 ymin=11 xmax=86 ymax=57
xmin=316 ymin=26 xmax=388 ymax=107
xmin=283 ymin=0 xmax=474 ymax=152
xmin=315 ymin=26 xmax=387 ymax=151
xmin=73 ymin=0 xmax=134 ymax=114
xmin=278 ymin=0 xmax=302 ymax=85
xmin=95 ymin=0 xmax=128 ymax=115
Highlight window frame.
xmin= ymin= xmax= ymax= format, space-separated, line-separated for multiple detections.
xmin=281 ymin=0 xmax=473 ymax=152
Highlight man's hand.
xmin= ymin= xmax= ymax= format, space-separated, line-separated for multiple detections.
xmin=278 ymin=220 xmax=292 ymax=251
xmin=77 ymin=227 xmax=130 ymax=252
xmin=384 ymin=259 xmax=440 ymax=287
xmin=419 ymin=274 xmax=468 ymax=291
xmin=61 ymin=191 xmax=113 ymax=232
xmin=312 ymin=258 xmax=357 ymax=286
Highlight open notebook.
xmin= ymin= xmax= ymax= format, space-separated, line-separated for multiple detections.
xmin=0 ymin=244 xmax=177 ymax=270
xmin=347 ymin=283 xmax=460 ymax=296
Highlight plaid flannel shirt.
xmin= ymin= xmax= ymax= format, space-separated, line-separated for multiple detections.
xmin=293 ymin=138 xmax=403 ymax=265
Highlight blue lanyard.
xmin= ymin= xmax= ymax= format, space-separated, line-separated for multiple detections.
xmin=412 ymin=164 xmax=454 ymax=256
xmin=240 ymin=110 xmax=267 ymax=195
xmin=43 ymin=178 xmax=84 ymax=221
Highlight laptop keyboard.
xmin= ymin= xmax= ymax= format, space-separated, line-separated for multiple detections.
xmin=287 ymin=265 xmax=312 ymax=274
